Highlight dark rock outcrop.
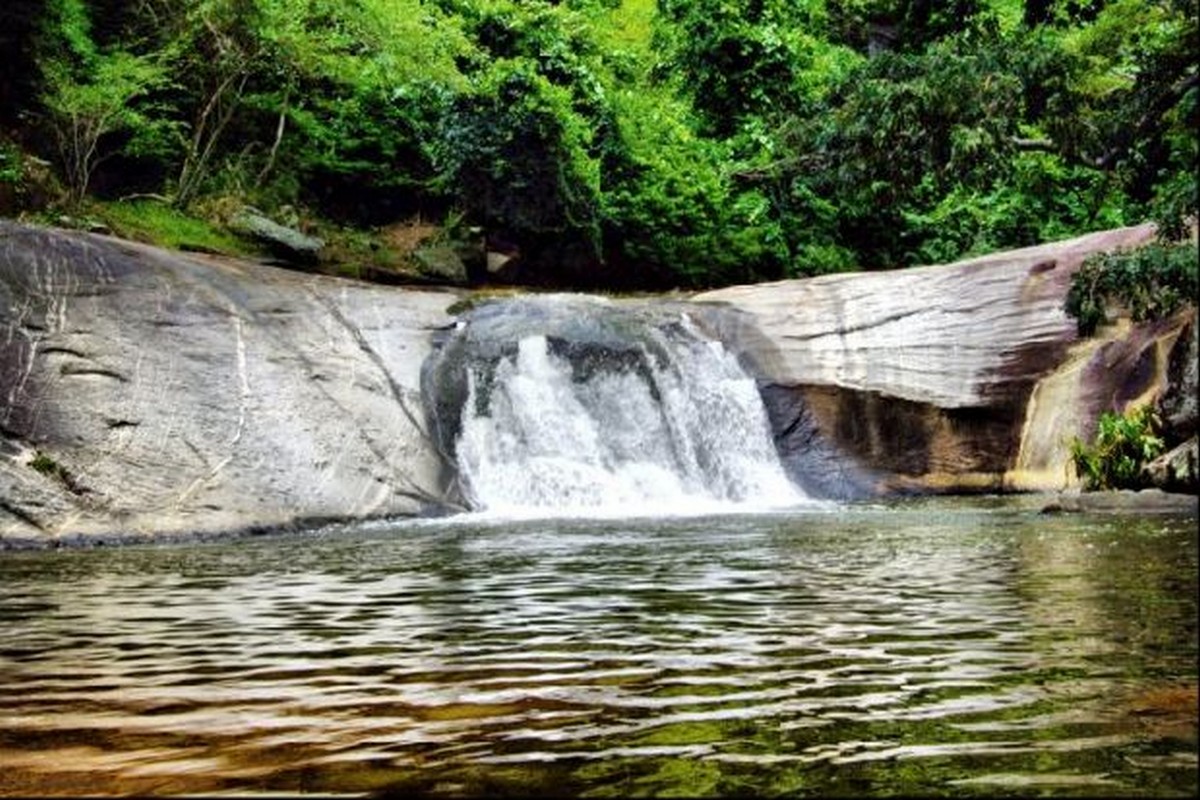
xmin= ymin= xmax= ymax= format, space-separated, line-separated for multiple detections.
xmin=1142 ymin=438 xmax=1198 ymax=493
xmin=1159 ymin=316 xmax=1197 ymax=444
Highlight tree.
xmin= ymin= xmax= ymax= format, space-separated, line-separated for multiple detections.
xmin=654 ymin=0 xmax=813 ymax=136
xmin=1019 ymin=0 xmax=1198 ymax=236
xmin=166 ymin=0 xmax=267 ymax=207
xmin=435 ymin=60 xmax=604 ymax=279
xmin=261 ymin=0 xmax=470 ymax=220
xmin=38 ymin=0 xmax=170 ymax=207
xmin=824 ymin=0 xmax=986 ymax=54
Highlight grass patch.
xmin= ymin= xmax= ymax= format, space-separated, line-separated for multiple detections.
xmin=29 ymin=451 xmax=65 ymax=478
xmin=27 ymin=450 xmax=86 ymax=495
xmin=445 ymin=287 xmax=530 ymax=315
xmin=312 ymin=218 xmax=430 ymax=283
xmin=91 ymin=199 xmax=258 ymax=257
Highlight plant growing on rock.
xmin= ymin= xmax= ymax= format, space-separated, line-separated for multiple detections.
xmin=1065 ymin=241 xmax=1199 ymax=336
xmin=1069 ymin=405 xmax=1166 ymax=490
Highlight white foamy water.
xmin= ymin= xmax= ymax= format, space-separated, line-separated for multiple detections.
xmin=453 ymin=315 xmax=809 ymax=517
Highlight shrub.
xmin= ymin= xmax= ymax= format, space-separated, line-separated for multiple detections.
xmin=1065 ymin=241 xmax=1199 ymax=336
xmin=1069 ymin=406 xmax=1165 ymax=490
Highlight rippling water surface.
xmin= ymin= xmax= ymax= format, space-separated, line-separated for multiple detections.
xmin=1 ymin=497 xmax=1196 ymax=797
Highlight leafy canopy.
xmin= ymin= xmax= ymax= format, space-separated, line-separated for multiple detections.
xmin=7 ymin=0 xmax=1195 ymax=288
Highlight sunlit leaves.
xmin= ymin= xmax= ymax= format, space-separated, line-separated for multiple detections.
xmin=1070 ymin=406 xmax=1166 ymax=490
xmin=35 ymin=0 xmax=179 ymax=207
xmin=15 ymin=0 xmax=1199 ymax=288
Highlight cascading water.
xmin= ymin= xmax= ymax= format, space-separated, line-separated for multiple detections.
xmin=422 ymin=294 xmax=810 ymax=516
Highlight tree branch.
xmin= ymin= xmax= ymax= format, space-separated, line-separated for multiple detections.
xmin=256 ymin=88 xmax=290 ymax=187
xmin=1011 ymin=136 xmax=1057 ymax=153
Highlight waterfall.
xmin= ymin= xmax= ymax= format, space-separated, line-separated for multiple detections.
xmin=422 ymin=295 xmax=810 ymax=516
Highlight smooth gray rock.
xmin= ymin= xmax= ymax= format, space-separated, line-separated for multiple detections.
xmin=1 ymin=221 xmax=461 ymax=547
xmin=2 ymin=220 xmax=1193 ymax=546
xmin=230 ymin=207 xmax=324 ymax=265
xmin=695 ymin=226 xmax=1159 ymax=408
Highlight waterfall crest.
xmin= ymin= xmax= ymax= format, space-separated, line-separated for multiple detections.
xmin=422 ymin=295 xmax=810 ymax=516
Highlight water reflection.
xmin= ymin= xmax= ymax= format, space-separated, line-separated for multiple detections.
xmin=0 ymin=499 xmax=1195 ymax=797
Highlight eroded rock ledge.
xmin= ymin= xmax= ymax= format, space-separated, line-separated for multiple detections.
xmin=693 ymin=224 xmax=1196 ymax=497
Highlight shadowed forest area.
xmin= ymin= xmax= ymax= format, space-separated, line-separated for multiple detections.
xmin=0 ymin=0 xmax=1195 ymax=289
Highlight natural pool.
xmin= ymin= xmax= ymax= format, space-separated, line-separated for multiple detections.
xmin=0 ymin=497 xmax=1196 ymax=797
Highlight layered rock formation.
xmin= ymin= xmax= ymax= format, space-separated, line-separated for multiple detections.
xmin=694 ymin=224 xmax=1196 ymax=496
xmin=2 ymin=219 xmax=1194 ymax=546
xmin=1 ymin=221 xmax=459 ymax=547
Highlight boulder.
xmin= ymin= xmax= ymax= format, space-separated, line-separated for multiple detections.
xmin=229 ymin=207 xmax=324 ymax=265
xmin=1142 ymin=438 xmax=1198 ymax=493
xmin=1159 ymin=316 xmax=1197 ymax=443
xmin=1039 ymin=488 xmax=1199 ymax=515
xmin=413 ymin=245 xmax=469 ymax=285
xmin=1 ymin=220 xmax=461 ymax=547
xmin=485 ymin=250 xmax=521 ymax=282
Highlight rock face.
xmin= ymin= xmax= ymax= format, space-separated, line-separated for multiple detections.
xmin=1142 ymin=439 xmax=1198 ymax=493
xmin=1 ymin=221 xmax=459 ymax=547
xmin=693 ymin=224 xmax=1195 ymax=496
xmin=2 ymin=220 xmax=1193 ymax=546
xmin=1160 ymin=316 xmax=1197 ymax=443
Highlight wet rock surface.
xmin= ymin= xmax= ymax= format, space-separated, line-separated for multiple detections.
xmin=2 ymin=220 xmax=1194 ymax=546
xmin=1039 ymin=488 xmax=1199 ymax=515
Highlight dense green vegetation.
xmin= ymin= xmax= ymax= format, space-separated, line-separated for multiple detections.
xmin=1065 ymin=241 xmax=1199 ymax=335
xmin=0 ymin=0 xmax=1196 ymax=289
xmin=1070 ymin=405 xmax=1165 ymax=490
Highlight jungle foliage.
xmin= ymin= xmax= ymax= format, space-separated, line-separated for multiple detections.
xmin=0 ymin=0 xmax=1196 ymax=289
